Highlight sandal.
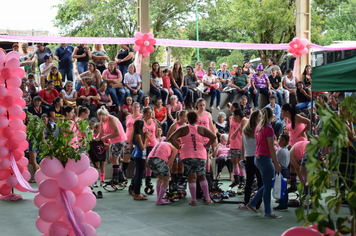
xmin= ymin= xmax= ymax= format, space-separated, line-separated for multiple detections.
xmin=134 ymin=196 xmax=148 ymax=200
xmin=237 ymin=204 xmax=248 ymax=210
xmin=205 ymin=200 xmax=214 ymax=205
xmin=189 ymin=201 xmax=197 ymax=206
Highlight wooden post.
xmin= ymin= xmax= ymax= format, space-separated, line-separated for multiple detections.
xmin=138 ymin=0 xmax=150 ymax=95
xmin=296 ymin=0 xmax=311 ymax=77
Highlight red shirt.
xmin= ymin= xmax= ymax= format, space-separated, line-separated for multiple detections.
xmin=154 ymin=106 xmax=167 ymax=122
xmin=255 ymin=123 xmax=275 ymax=157
xmin=38 ymin=89 xmax=59 ymax=105
xmin=162 ymin=75 xmax=171 ymax=89
xmin=78 ymin=87 xmax=98 ymax=106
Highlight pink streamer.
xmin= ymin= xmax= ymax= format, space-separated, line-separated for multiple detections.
xmin=134 ymin=52 xmax=142 ymax=75
xmin=309 ymin=43 xmax=356 ymax=51
xmin=10 ymin=152 xmax=39 ymax=193
xmin=60 ymin=190 xmax=87 ymax=236
xmin=293 ymin=56 xmax=299 ymax=77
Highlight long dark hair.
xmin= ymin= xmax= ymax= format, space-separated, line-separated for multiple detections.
xmin=296 ymin=81 xmax=308 ymax=99
xmin=151 ymin=62 xmax=161 ymax=78
xmin=108 ymin=61 xmax=118 ymax=76
xmin=89 ymin=62 xmax=97 ymax=72
xmin=302 ymin=64 xmax=312 ymax=76
xmin=131 ymin=119 xmax=144 ymax=144
xmin=62 ymin=106 xmax=73 ymax=116
xmin=243 ymin=110 xmax=261 ymax=139
xmin=282 ymin=103 xmax=297 ymax=129
xmin=172 ymin=61 xmax=184 ymax=80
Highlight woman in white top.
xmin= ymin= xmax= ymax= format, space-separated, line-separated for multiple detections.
xmin=282 ymin=69 xmax=297 ymax=103
xmin=239 ymin=110 xmax=263 ymax=210
xmin=60 ymin=81 xmax=78 ymax=114
xmin=202 ymin=67 xmax=220 ymax=110
xmin=150 ymin=62 xmax=168 ymax=105
xmin=124 ymin=64 xmax=144 ymax=103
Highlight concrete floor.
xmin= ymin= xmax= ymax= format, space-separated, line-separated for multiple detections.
xmin=0 ymin=179 xmax=349 ymax=236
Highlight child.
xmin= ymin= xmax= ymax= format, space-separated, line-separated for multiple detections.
xmin=26 ymin=73 xmax=38 ymax=99
xmin=240 ymin=95 xmax=252 ymax=118
xmin=273 ymin=134 xmax=290 ymax=211
xmin=202 ymin=67 xmax=219 ymax=95
xmin=213 ymin=134 xmax=233 ymax=181
xmin=162 ymin=68 xmax=174 ymax=104
xmin=47 ymin=66 xmax=63 ymax=93
xmin=89 ymin=123 xmax=110 ymax=189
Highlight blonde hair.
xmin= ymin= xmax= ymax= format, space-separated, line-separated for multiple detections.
xmin=221 ymin=134 xmax=228 ymax=141
xmin=97 ymin=106 xmax=109 ymax=116
xmin=257 ymin=107 xmax=273 ymax=134
xmin=243 ymin=110 xmax=261 ymax=139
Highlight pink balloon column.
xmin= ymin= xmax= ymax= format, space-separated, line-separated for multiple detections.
xmin=288 ymin=37 xmax=309 ymax=77
xmin=133 ymin=32 xmax=156 ymax=75
xmin=35 ymin=154 xmax=100 ymax=236
xmin=0 ymin=50 xmax=30 ymax=201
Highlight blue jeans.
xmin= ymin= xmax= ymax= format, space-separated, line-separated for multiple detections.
xmin=229 ymin=88 xmax=249 ymax=103
xmin=250 ymin=155 xmax=275 ymax=215
xmin=150 ymin=87 xmax=168 ymax=104
xmin=273 ymin=119 xmax=282 ymax=137
xmin=172 ymin=86 xmax=188 ymax=103
xmin=77 ymin=61 xmax=88 ymax=75
xmin=209 ymin=89 xmax=221 ymax=106
xmin=276 ymin=90 xmax=283 ymax=106
xmin=277 ymin=168 xmax=290 ymax=209
xmin=118 ymin=65 xmax=129 ymax=78
xmin=107 ymin=86 xmax=126 ymax=106
xmin=296 ymin=101 xmax=311 ymax=113
xmin=58 ymin=68 xmax=73 ymax=82
xmin=249 ymin=87 xmax=275 ymax=108
xmin=127 ymin=87 xmax=144 ymax=103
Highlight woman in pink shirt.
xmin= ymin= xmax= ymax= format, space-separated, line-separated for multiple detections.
xmin=75 ymin=106 xmax=90 ymax=154
xmin=62 ymin=107 xmax=79 ymax=150
xmin=290 ymin=141 xmax=309 ymax=187
xmin=96 ymin=106 xmax=127 ymax=185
xmin=194 ymin=61 xmax=206 ymax=81
xmin=246 ymin=107 xmax=282 ymax=219
xmin=102 ymin=61 xmax=126 ymax=106
xmin=147 ymin=141 xmax=178 ymax=205
xmin=169 ymin=111 xmax=216 ymax=206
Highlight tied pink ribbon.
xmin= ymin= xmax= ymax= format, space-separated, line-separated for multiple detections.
xmin=134 ymin=51 xmax=142 ymax=75
xmin=10 ymin=152 xmax=39 ymax=193
xmin=60 ymin=190 xmax=87 ymax=236
xmin=288 ymin=37 xmax=309 ymax=77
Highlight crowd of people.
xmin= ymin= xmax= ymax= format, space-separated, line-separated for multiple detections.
xmin=6 ymin=42 xmax=350 ymax=219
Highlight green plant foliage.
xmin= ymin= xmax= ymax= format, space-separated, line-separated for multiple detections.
xmin=296 ymin=96 xmax=356 ymax=235
xmin=26 ymin=113 xmax=92 ymax=167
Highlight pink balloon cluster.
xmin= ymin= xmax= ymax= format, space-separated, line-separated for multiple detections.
xmin=133 ymin=32 xmax=156 ymax=57
xmin=34 ymin=154 xmax=100 ymax=236
xmin=289 ymin=37 xmax=309 ymax=58
xmin=281 ymin=225 xmax=342 ymax=236
xmin=0 ymin=50 xmax=29 ymax=196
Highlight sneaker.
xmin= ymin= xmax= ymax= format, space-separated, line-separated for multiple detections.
xmin=273 ymin=206 xmax=288 ymax=211
xmin=216 ymin=106 xmax=220 ymax=110
xmin=210 ymin=106 xmax=214 ymax=110
xmin=100 ymin=181 xmax=107 ymax=187
xmin=237 ymin=203 xmax=248 ymax=210
xmin=227 ymin=102 xmax=232 ymax=108
xmin=246 ymin=203 xmax=260 ymax=215
xmin=97 ymin=191 xmax=103 ymax=198
xmin=264 ymin=214 xmax=282 ymax=219
xmin=92 ymin=182 xmax=98 ymax=188
xmin=287 ymin=183 xmax=297 ymax=193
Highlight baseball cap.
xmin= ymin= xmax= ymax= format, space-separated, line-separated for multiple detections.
xmin=43 ymin=53 xmax=52 ymax=61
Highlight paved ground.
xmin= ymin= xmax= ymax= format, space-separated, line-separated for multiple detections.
xmin=0 ymin=179 xmax=349 ymax=236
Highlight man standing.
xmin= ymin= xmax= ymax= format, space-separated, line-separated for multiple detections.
xmin=54 ymin=43 xmax=75 ymax=82
xmin=31 ymin=43 xmax=53 ymax=73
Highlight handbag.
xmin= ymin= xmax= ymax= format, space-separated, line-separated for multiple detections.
xmin=272 ymin=173 xmax=287 ymax=200
xmin=111 ymin=83 xmax=123 ymax=88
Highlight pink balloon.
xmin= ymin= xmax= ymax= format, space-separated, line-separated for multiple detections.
xmin=74 ymin=192 xmax=96 ymax=212
xmin=6 ymin=175 xmax=18 ymax=188
xmin=82 ymin=186 xmax=92 ymax=194
xmin=55 ymin=190 xmax=76 ymax=209
xmin=0 ymin=158 xmax=11 ymax=169
xmin=78 ymin=167 xmax=98 ymax=186
xmin=12 ymin=68 xmax=25 ymax=78
xmin=12 ymin=150 xmax=23 ymax=161
xmin=147 ymin=45 xmax=155 ymax=53
xmin=0 ymin=86 xmax=7 ymax=98
xmin=0 ymin=105 xmax=6 ymax=116
xmin=5 ymin=138 xmax=20 ymax=151
xmin=7 ymin=76 xmax=21 ymax=88
xmin=301 ymin=48 xmax=309 ymax=54
xmin=14 ymin=130 xmax=27 ymax=142
xmin=0 ymin=183 xmax=12 ymax=195
xmin=18 ymin=157 xmax=29 ymax=167
xmin=142 ymin=33 xmax=149 ymax=41
xmin=289 ymin=48 xmax=295 ymax=54
xmin=39 ymin=179 xmax=60 ymax=199
xmin=35 ymin=169 xmax=50 ymax=184
xmin=1 ymin=68 xmax=13 ymax=80
xmin=0 ymin=169 xmax=11 ymax=180
xmin=82 ymin=223 xmax=97 ymax=236
xmin=17 ymin=140 xmax=28 ymax=151
xmin=133 ymin=45 xmax=140 ymax=51
xmin=39 ymin=202 xmax=64 ymax=223
xmin=0 ymin=117 xmax=9 ymax=130
xmin=65 ymin=154 xmax=89 ymax=175
xmin=0 ymin=146 xmax=9 ymax=158
xmin=135 ymin=32 xmax=143 ymax=39
xmin=15 ymin=182 xmax=27 ymax=192
xmin=0 ymin=50 xmax=5 ymax=64
xmin=6 ymin=51 xmax=20 ymax=62
xmin=57 ymin=170 xmax=78 ymax=190
xmin=139 ymin=47 xmax=147 ymax=55
xmin=0 ymin=134 xmax=6 ymax=146
xmin=147 ymin=33 xmax=154 ymax=39
xmin=15 ymin=163 xmax=24 ymax=173
xmin=49 ymin=221 xmax=69 ymax=236
xmin=71 ymin=183 xmax=85 ymax=196
xmin=15 ymin=98 xmax=26 ymax=108
xmin=34 ymin=193 xmax=55 ymax=208
xmin=41 ymin=157 xmax=64 ymax=178
xmin=148 ymin=38 xmax=156 ymax=45
xmin=143 ymin=51 xmax=150 ymax=57
xmin=7 ymin=88 xmax=22 ymax=99
xmin=309 ymin=224 xmax=341 ymax=235
xmin=2 ymin=95 xmax=15 ymax=108
xmin=63 ymin=207 xmax=85 ymax=225
xmin=9 ymin=119 xmax=24 ymax=130
xmin=5 ymin=58 xmax=20 ymax=71
xmin=10 ymin=111 xmax=26 ymax=121
xmin=22 ymin=170 xmax=31 ymax=181
xmin=282 ymin=227 xmax=322 ymax=236
xmin=84 ymin=211 xmax=101 ymax=229
xmin=67 ymin=229 xmax=75 ymax=236
xmin=2 ymin=127 xmax=14 ymax=139
xmin=36 ymin=217 xmax=51 ymax=235
xmin=8 ymin=105 xmax=22 ymax=117
xmin=301 ymin=38 xmax=309 ymax=46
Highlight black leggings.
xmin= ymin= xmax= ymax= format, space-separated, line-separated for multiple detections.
xmin=134 ymin=157 xmax=146 ymax=194
xmin=244 ymin=156 xmax=263 ymax=208
xmin=216 ymin=158 xmax=233 ymax=173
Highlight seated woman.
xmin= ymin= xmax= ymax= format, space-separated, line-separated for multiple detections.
xmin=213 ymin=112 xmax=229 ymax=142
xmin=124 ymin=64 xmax=144 ymax=103
xmin=249 ymin=65 xmax=276 ymax=108
xmin=96 ymin=81 xmax=117 ymax=113
xmin=76 ymin=62 xmax=101 ymax=91
xmin=121 ymin=96 xmax=133 ymax=129
xmin=268 ymin=68 xmax=283 ymax=105
xmin=301 ymin=65 xmax=312 ymax=89
xmin=202 ymin=66 xmax=221 ymax=110
xmin=240 ymin=95 xmax=252 ymax=118
xmin=49 ymin=97 xmax=64 ymax=123
xmin=38 ymin=79 xmax=59 ymax=110
xmin=150 ymin=62 xmax=168 ymax=105
xmin=265 ymin=95 xmax=282 ymax=136
xmin=167 ymin=95 xmax=183 ymax=127
xmin=184 ymin=65 xmax=202 ymax=109
xmin=78 ymin=77 xmax=101 ymax=119
xmin=171 ymin=61 xmax=188 ymax=106
xmin=329 ymin=94 xmax=338 ymax=112
xmin=282 ymin=69 xmax=297 ymax=104
xmin=154 ymin=98 xmax=168 ymax=136
xmin=213 ymin=134 xmax=233 ymax=181
xmin=102 ymin=61 xmax=126 ymax=106
xmin=140 ymin=95 xmax=155 ymax=119
xmin=296 ymin=81 xmax=312 ymax=114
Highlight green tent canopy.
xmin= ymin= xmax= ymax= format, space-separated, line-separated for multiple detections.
xmin=312 ymin=55 xmax=356 ymax=92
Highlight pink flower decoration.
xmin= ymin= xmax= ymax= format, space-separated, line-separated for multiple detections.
xmin=133 ymin=32 xmax=156 ymax=57
xmin=289 ymin=37 xmax=309 ymax=57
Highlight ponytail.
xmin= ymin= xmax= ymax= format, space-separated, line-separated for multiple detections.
xmin=257 ymin=107 xmax=273 ymax=134
xmin=282 ymin=104 xmax=297 ymax=129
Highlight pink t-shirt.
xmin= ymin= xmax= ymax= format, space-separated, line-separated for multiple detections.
xmin=194 ymin=69 xmax=206 ymax=81
xmin=217 ymin=144 xmax=229 ymax=158
xmin=167 ymin=102 xmax=182 ymax=113
xmin=102 ymin=115 xmax=127 ymax=143
xmin=229 ymin=116 xmax=247 ymax=149
xmin=197 ymin=111 xmax=210 ymax=143
xmin=125 ymin=114 xmax=142 ymax=144
xmin=285 ymin=118 xmax=307 ymax=146
xmin=144 ymin=119 xmax=157 ymax=147
xmin=255 ymin=123 xmax=275 ymax=157
xmin=147 ymin=142 xmax=171 ymax=163
xmin=102 ymin=69 xmax=122 ymax=81
xmin=180 ymin=125 xmax=206 ymax=160
xmin=295 ymin=141 xmax=309 ymax=161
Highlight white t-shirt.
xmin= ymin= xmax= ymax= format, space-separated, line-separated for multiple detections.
xmin=202 ymin=74 xmax=216 ymax=90
xmin=276 ymin=146 xmax=290 ymax=169
xmin=39 ymin=63 xmax=52 ymax=78
xmin=124 ymin=72 xmax=142 ymax=88
xmin=242 ymin=133 xmax=257 ymax=157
